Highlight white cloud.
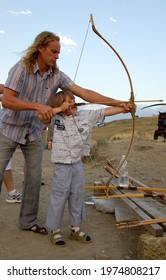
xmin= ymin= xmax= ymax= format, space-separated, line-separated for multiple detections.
xmin=109 ymin=16 xmax=117 ymax=23
xmin=59 ymin=35 xmax=77 ymax=53
xmin=0 ymin=30 xmax=5 ymax=34
xmin=8 ymin=10 xmax=32 ymax=15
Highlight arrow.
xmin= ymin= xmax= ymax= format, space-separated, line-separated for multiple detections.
xmin=75 ymin=100 xmax=163 ymax=107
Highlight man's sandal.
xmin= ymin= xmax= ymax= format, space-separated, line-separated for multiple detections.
xmin=69 ymin=230 xmax=92 ymax=243
xmin=51 ymin=231 xmax=66 ymax=247
xmin=28 ymin=224 xmax=48 ymax=235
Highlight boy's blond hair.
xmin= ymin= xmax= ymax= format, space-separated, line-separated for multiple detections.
xmin=47 ymin=90 xmax=74 ymax=108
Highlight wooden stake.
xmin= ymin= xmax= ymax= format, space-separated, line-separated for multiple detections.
xmin=104 ymin=166 xmax=119 ymax=177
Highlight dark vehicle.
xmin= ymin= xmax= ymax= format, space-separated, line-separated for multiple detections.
xmin=154 ymin=111 xmax=166 ymax=140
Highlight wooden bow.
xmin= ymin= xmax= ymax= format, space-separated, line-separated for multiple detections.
xmin=90 ymin=14 xmax=135 ymax=188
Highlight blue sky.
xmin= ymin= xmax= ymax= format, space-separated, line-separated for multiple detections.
xmin=0 ymin=0 xmax=166 ymax=118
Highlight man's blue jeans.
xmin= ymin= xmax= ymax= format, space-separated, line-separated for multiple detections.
xmin=0 ymin=133 xmax=42 ymax=229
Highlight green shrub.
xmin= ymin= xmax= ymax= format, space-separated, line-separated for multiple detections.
xmin=96 ymin=138 xmax=108 ymax=146
xmin=112 ymin=136 xmax=120 ymax=141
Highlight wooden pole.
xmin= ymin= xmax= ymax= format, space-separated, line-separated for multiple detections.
xmin=116 ymin=217 xmax=166 ymax=229
xmin=92 ymin=193 xmax=166 ymax=199
xmin=84 ymin=185 xmax=166 ymax=194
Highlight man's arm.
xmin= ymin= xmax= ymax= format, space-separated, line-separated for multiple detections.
xmin=0 ymin=84 xmax=4 ymax=100
xmin=2 ymin=87 xmax=55 ymax=121
xmin=69 ymin=83 xmax=131 ymax=110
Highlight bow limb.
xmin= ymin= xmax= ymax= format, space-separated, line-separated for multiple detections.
xmin=90 ymin=14 xmax=134 ymax=103
xmin=141 ymin=103 xmax=166 ymax=110
xmin=90 ymin=14 xmax=135 ymax=188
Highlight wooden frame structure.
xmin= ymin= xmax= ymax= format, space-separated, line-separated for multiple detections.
xmin=85 ymin=159 xmax=166 ymax=237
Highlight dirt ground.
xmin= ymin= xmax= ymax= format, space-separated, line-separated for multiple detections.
xmin=0 ymin=136 xmax=166 ymax=260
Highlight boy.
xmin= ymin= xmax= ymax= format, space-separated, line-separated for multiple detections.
xmin=38 ymin=90 xmax=131 ymax=246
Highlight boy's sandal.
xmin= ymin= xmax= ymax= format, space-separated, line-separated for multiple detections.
xmin=51 ymin=231 xmax=66 ymax=246
xmin=69 ymin=230 xmax=92 ymax=243
xmin=28 ymin=224 xmax=48 ymax=235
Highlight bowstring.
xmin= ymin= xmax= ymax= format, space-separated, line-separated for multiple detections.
xmin=73 ymin=16 xmax=102 ymax=182
xmin=73 ymin=17 xmax=91 ymax=82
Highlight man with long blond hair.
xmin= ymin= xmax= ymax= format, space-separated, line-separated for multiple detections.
xmin=0 ymin=31 xmax=132 ymax=235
